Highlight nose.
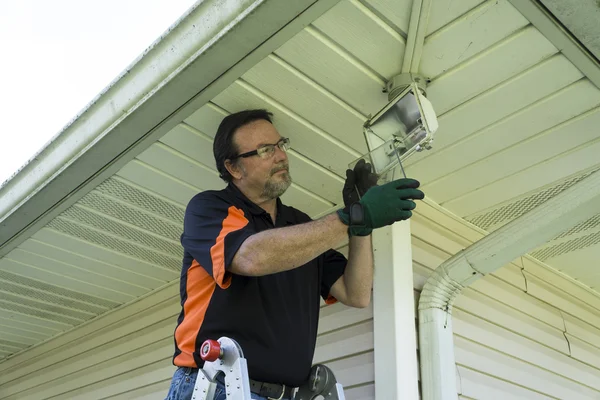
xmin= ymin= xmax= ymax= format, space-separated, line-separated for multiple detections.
xmin=273 ymin=144 xmax=288 ymax=162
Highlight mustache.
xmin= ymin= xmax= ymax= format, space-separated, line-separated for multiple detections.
xmin=271 ymin=164 xmax=289 ymax=174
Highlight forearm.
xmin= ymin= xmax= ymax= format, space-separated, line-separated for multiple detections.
xmin=231 ymin=213 xmax=348 ymax=276
xmin=343 ymin=235 xmax=374 ymax=307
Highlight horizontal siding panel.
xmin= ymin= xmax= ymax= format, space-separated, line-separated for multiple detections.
xmin=411 ymin=213 xmax=472 ymax=251
xmin=411 ymin=235 xmax=451 ymax=269
xmin=2 ymin=339 xmax=172 ymax=400
xmin=523 ymin=256 xmax=600 ymax=312
xmin=568 ymin=334 xmax=600 ymax=371
xmin=318 ymin=302 xmax=373 ymax=335
xmin=344 ymin=383 xmax=374 ymax=400
xmin=0 ymin=282 xmax=371 ymax=399
xmin=104 ymin=379 xmax=172 ymax=400
xmin=314 ymin=320 xmax=374 ymax=364
xmin=525 ymin=272 xmax=600 ymax=331
xmin=454 ymin=289 xmax=570 ymax=354
xmin=56 ymin=359 xmax=173 ymax=400
xmin=469 ymin=276 xmax=565 ymax=330
xmin=564 ymin=313 xmax=600 ymax=349
xmin=0 ymin=288 xmax=178 ymax=382
xmin=457 ymin=365 xmax=553 ymax=399
xmin=414 ymin=200 xmax=600 ymax=399
xmin=454 ymin=309 xmax=600 ymax=392
xmin=325 ymin=351 xmax=374 ymax=392
xmin=0 ymin=318 xmax=175 ymax=398
xmin=413 ymin=261 xmax=430 ymax=291
xmin=415 ymin=200 xmax=487 ymax=243
xmin=455 ymin=336 xmax=599 ymax=399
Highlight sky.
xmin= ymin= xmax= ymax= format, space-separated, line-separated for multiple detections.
xmin=0 ymin=0 xmax=198 ymax=185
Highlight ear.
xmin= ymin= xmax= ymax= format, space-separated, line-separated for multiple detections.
xmin=224 ymin=159 xmax=244 ymax=180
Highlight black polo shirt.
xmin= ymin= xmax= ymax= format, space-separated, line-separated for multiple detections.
xmin=172 ymin=183 xmax=347 ymax=387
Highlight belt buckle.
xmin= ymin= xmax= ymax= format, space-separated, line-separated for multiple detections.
xmin=267 ymin=384 xmax=286 ymax=400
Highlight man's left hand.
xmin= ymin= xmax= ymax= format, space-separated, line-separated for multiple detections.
xmin=342 ymin=159 xmax=379 ymax=206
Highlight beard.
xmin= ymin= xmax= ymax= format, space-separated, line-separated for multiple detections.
xmin=261 ymin=165 xmax=291 ymax=199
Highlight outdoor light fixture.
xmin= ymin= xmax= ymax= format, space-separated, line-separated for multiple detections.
xmin=350 ymin=77 xmax=438 ymax=183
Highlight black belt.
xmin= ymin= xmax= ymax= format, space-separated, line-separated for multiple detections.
xmin=249 ymin=378 xmax=293 ymax=399
xmin=214 ymin=373 xmax=293 ymax=399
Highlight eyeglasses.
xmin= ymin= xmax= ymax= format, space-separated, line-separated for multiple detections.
xmin=231 ymin=137 xmax=291 ymax=160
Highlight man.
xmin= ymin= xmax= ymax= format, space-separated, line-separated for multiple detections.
xmin=165 ymin=109 xmax=424 ymax=400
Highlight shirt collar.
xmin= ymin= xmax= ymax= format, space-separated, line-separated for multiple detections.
xmin=226 ymin=184 xmax=295 ymax=224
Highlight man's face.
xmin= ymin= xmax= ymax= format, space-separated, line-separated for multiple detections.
xmin=232 ymin=119 xmax=291 ymax=199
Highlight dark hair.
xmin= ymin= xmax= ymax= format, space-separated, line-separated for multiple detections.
xmin=213 ymin=109 xmax=274 ymax=182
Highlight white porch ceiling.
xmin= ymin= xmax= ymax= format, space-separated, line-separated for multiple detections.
xmin=2 ymin=0 xmax=600 ymax=362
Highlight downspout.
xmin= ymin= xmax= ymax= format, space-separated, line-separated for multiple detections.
xmin=418 ymin=169 xmax=600 ymax=400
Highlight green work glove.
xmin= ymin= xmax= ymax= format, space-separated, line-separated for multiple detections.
xmin=337 ymin=178 xmax=425 ymax=236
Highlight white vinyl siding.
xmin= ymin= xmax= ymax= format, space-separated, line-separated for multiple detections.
xmin=0 ymin=265 xmax=375 ymax=400
xmin=413 ymin=201 xmax=600 ymax=399
xmin=2 ymin=202 xmax=599 ymax=399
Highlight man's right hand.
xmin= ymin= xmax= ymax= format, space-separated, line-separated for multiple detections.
xmin=337 ymin=178 xmax=425 ymax=235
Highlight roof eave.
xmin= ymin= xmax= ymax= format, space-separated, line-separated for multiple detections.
xmin=0 ymin=0 xmax=342 ymax=256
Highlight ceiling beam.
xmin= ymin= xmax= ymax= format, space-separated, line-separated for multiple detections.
xmin=401 ymin=0 xmax=432 ymax=74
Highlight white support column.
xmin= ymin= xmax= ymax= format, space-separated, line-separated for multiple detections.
xmin=372 ymin=221 xmax=419 ymax=400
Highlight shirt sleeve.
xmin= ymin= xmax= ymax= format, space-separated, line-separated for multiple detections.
xmin=320 ymin=248 xmax=347 ymax=305
xmin=181 ymin=193 xmax=256 ymax=289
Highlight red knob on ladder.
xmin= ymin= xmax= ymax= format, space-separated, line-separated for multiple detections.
xmin=200 ymin=339 xmax=222 ymax=361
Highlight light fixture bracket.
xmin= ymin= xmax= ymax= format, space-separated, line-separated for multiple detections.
xmin=385 ymin=73 xmax=428 ymax=100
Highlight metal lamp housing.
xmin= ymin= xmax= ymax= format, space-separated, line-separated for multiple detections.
xmin=353 ymin=82 xmax=438 ymax=183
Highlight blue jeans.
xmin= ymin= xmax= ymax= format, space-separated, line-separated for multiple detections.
xmin=165 ymin=367 xmax=288 ymax=400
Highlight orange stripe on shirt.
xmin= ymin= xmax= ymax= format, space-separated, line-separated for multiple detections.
xmin=324 ymin=295 xmax=338 ymax=305
xmin=174 ymin=260 xmax=216 ymax=367
xmin=210 ymin=206 xmax=249 ymax=288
